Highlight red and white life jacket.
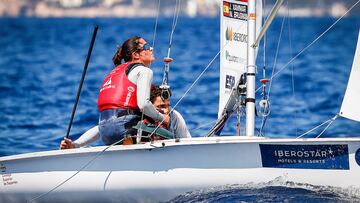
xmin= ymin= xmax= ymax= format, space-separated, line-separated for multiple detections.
xmin=97 ymin=63 xmax=140 ymax=111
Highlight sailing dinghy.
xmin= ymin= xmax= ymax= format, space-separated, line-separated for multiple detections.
xmin=1 ymin=0 xmax=360 ymax=202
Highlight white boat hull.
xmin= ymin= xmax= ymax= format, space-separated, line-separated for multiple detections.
xmin=1 ymin=136 xmax=360 ymax=202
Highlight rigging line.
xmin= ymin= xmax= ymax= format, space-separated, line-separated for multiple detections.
xmin=256 ymin=0 xmax=360 ymax=94
xmin=27 ymin=137 xmax=126 ymax=203
xmin=141 ymin=0 xmax=166 ymax=140
xmin=142 ymin=0 xmax=161 ymax=139
xmin=148 ymin=20 xmax=246 ymax=138
xmin=259 ymin=115 xmax=268 ymax=136
xmin=169 ymin=0 xmax=181 ymax=48
xmin=270 ymin=0 xmax=360 ymax=81
xmin=258 ymin=0 xmax=268 ymax=137
xmin=287 ymin=2 xmax=298 ymax=137
xmin=296 ymin=118 xmax=332 ymax=139
xmin=172 ymin=52 xmax=219 ymax=117
xmin=140 ymin=0 xmax=161 ymax=140
xmin=160 ymin=0 xmax=181 ymax=88
xmin=148 ymin=0 xmax=160 ymax=70
xmin=151 ymin=0 xmax=161 ymax=50
xmin=147 ymin=50 xmax=221 ymax=138
xmin=190 ymin=120 xmax=217 ymax=131
xmin=316 ymin=114 xmax=339 ymax=138
xmin=262 ymin=0 xmax=266 ymax=77
xmin=143 ymin=1 xmax=187 ymax=138
xmin=267 ymin=14 xmax=286 ymax=99
xmin=258 ymin=12 xmax=286 ymax=136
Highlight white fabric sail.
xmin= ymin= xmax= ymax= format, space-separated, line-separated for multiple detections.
xmin=339 ymin=30 xmax=360 ymax=122
xmin=218 ymin=0 xmax=262 ymax=118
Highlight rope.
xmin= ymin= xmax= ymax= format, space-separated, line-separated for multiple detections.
xmin=147 ymin=15 xmax=248 ymax=138
xmin=316 ymin=114 xmax=339 ymax=138
xmin=151 ymin=0 xmax=161 ymax=50
xmin=296 ymin=118 xmax=332 ymax=139
xmin=267 ymin=14 xmax=286 ymax=98
xmin=287 ymin=2 xmax=298 ymax=137
xmin=141 ymin=0 xmax=161 ymax=139
xmin=190 ymin=120 xmax=217 ymax=132
xmin=148 ymin=50 xmax=220 ymax=138
xmin=162 ymin=19 xmax=244 ymax=130
xmin=29 ymin=1 xmax=179 ymax=201
xmin=256 ymin=0 xmax=360 ymax=94
xmin=264 ymin=0 xmax=359 ymax=138
xmin=269 ymin=0 xmax=360 ymax=81
xmin=160 ymin=0 xmax=181 ymax=89
xmin=27 ymin=138 xmax=125 ymax=203
xmin=258 ymin=11 xmax=286 ymax=136
xmin=262 ymin=0 xmax=267 ymax=79
xmin=169 ymin=0 xmax=181 ymax=48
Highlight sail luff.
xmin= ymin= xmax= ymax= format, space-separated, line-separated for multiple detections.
xmin=339 ymin=30 xmax=360 ymax=122
xmin=245 ymin=0 xmax=257 ymax=136
xmin=212 ymin=0 xmax=262 ymax=136
xmin=218 ymin=0 xmax=250 ymax=119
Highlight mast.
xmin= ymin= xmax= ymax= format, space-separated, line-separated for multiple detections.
xmin=246 ymin=0 xmax=256 ymax=136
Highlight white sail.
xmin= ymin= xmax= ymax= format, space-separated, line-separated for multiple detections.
xmin=340 ymin=31 xmax=360 ymax=122
xmin=218 ymin=0 xmax=262 ymax=118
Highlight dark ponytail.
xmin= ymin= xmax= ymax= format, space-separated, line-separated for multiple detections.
xmin=112 ymin=36 xmax=143 ymax=66
xmin=112 ymin=46 xmax=123 ymax=67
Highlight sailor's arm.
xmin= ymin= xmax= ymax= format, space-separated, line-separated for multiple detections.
xmin=130 ymin=67 xmax=170 ymax=124
xmin=73 ymin=126 xmax=100 ymax=147
xmin=172 ymin=110 xmax=192 ymax=138
xmin=60 ymin=126 xmax=100 ymax=149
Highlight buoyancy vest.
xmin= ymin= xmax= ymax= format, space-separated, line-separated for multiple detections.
xmin=98 ymin=63 xmax=142 ymax=111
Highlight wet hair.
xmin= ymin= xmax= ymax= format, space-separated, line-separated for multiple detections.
xmin=150 ymin=85 xmax=172 ymax=103
xmin=112 ymin=36 xmax=144 ymax=66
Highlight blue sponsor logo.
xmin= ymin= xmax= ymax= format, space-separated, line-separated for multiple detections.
xmin=260 ymin=144 xmax=349 ymax=170
xmin=225 ymin=50 xmax=245 ymax=64
xmin=356 ymin=148 xmax=360 ymax=166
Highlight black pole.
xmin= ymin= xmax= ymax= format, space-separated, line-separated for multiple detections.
xmin=65 ymin=25 xmax=99 ymax=138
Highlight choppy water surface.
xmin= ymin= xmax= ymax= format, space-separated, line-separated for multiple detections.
xmin=1 ymin=17 xmax=360 ymax=202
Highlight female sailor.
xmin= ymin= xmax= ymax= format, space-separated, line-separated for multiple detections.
xmin=97 ymin=36 xmax=170 ymax=145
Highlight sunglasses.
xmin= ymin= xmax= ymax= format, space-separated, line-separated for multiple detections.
xmin=138 ymin=43 xmax=153 ymax=52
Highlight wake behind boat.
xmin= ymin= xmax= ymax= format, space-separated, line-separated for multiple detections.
xmin=1 ymin=0 xmax=360 ymax=202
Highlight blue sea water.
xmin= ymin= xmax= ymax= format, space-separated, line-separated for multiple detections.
xmin=1 ymin=17 xmax=360 ymax=202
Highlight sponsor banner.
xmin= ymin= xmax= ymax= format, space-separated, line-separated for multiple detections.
xmin=218 ymin=69 xmax=240 ymax=111
xmin=225 ymin=27 xmax=248 ymax=43
xmin=260 ymin=144 xmax=349 ymax=170
xmin=219 ymin=0 xmax=248 ymax=118
xmin=222 ymin=22 xmax=247 ymax=67
xmin=220 ymin=69 xmax=238 ymax=94
xmin=224 ymin=49 xmax=246 ymax=64
xmin=223 ymin=1 xmax=248 ymax=21
xmin=356 ymin=148 xmax=360 ymax=166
